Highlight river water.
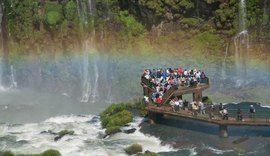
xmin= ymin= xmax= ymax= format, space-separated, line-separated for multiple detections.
xmin=0 ymin=53 xmax=270 ymax=155
xmin=1 ymin=102 xmax=270 ymax=156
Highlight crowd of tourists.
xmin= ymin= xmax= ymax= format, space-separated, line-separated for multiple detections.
xmin=142 ymin=67 xmax=208 ymax=106
xmin=209 ymin=103 xmax=256 ymax=120
xmin=168 ymin=98 xmax=206 ymax=115
xmin=142 ymin=68 xmax=259 ymax=121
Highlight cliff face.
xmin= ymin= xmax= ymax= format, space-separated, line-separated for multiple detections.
xmin=0 ymin=0 xmax=269 ymax=58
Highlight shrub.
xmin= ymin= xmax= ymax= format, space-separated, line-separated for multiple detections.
xmin=124 ymin=144 xmax=143 ymax=155
xmin=100 ymin=103 xmax=134 ymax=135
xmin=0 ymin=151 xmax=14 ymax=156
xmin=202 ymin=96 xmax=213 ymax=105
xmin=1 ymin=149 xmax=61 ymax=156
xmin=46 ymin=11 xmax=62 ymax=26
xmin=117 ymin=11 xmax=145 ymax=38
xmin=44 ymin=2 xmax=63 ymax=26
xmin=181 ymin=18 xmax=201 ymax=27
xmin=105 ymin=110 xmax=133 ymax=128
xmin=41 ymin=149 xmax=61 ymax=156
xmin=105 ymin=126 xmax=121 ymax=136
xmin=64 ymin=1 xmax=77 ymax=21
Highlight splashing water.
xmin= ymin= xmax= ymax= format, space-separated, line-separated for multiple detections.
xmin=0 ymin=115 xmax=174 ymax=156
xmin=9 ymin=65 xmax=17 ymax=89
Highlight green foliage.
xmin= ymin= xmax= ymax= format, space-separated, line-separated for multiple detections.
xmin=138 ymin=0 xmax=164 ymax=16
xmin=0 ymin=151 xmax=14 ymax=156
xmin=54 ymin=130 xmax=74 ymax=141
xmin=138 ymin=0 xmax=194 ymax=16
xmin=41 ymin=149 xmax=61 ymax=156
xmin=214 ymin=1 xmax=237 ymax=30
xmin=136 ymin=150 xmax=158 ymax=156
xmin=181 ymin=18 xmax=202 ymax=27
xmin=233 ymin=147 xmax=246 ymax=155
xmin=195 ymin=31 xmax=223 ymax=55
xmin=45 ymin=2 xmax=63 ymax=26
xmin=105 ymin=126 xmax=121 ymax=135
xmin=117 ymin=11 xmax=145 ymax=38
xmin=0 ymin=149 xmax=61 ymax=156
xmin=58 ymin=130 xmax=74 ymax=137
xmin=202 ymin=96 xmax=213 ymax=105
xmin=46 ymin=11 xmax=62 ymax=26
xmin=100 ymin=103 xmax=136 ymax=135
xmin=44 ymin=2 xmax=62 ymax=14
xmin=106 ymin=110 xmax=133 ymax=127
xmin=246 ymin=0 xmax=261 ymax=28
xmin=124 ymin=144 xmax=143 ymax=155
xmin=63 ymin=1 xmax=77 ymax=21
xmin=5 ymin=0 xmax=39 ymax=41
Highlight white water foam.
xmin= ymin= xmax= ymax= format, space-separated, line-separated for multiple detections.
xmin=108 ymin=117 xmax=175 ymax=153
xmin=0 ymin=115 xmax=174 ymax=156
xmin=204 ymin=145 xmax=233 ymax=155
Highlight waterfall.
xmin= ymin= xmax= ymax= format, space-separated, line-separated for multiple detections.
xmin=0 ymin=3 xmax=4 ymax=88
xmin=221 ymin=43 xmax=229 ymax=79
xmin=76 ymin=0 xmax=98 ymax=103
xmin=239 ymin=0 xmax=247 ymax=33
xmin=9 ymin=65 xmax=17 ymax=89
xmin=234 ymin=0 xmax=249 ymax=78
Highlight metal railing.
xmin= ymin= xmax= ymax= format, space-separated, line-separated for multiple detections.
xmin=146 ymin=104 xmax=270 ymax=124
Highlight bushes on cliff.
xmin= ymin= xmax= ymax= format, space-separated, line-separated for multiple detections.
xmin=117 ymin=11 xmax=145 ymax=38
xmin=63 ymin=1 xmax=77 ymax=21
xmin=45 ymin=2 xmax=63 ymax=26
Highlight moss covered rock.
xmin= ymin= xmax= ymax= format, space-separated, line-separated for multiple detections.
xmin=0 ymin=149 xmax=61 ymax=156
xmin=100 ymin=103 xmax=134 ymax=136
xmin=105 ymin=126 xmax=121 ymax=136
xmin=54 ymin=130 xmax=74 ymax=141
xmin=41 ymin=149 xmax=61 ymax=156
xmin=124 ymin=144 xmax=143 ymax=155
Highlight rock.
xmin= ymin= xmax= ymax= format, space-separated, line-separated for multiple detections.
xmin=124 ymin=144 xmax=143 ymax=155
xmin=232 ymin=137 xmax=249 ymax=144
xmin=123 ymin=128 xmax=136 ymax=134
xmin=54 ymin=136 xmax=61 ymax=141
xmin=148 ymin=119 xmax=155 ymax=124
xmin=136 ymin=150 xmax=158 ymax=156
xmin=54 ymin=130 xmax=74 ymax=141
xmin=88 ymin=116 xmax=99 ymax=123
xmin=40 ymin=130 xmax=57 ymax=135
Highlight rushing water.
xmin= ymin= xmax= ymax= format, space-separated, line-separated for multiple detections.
xmin=1 ymin=103 xmax=270 ymax=156
xmin=0 ymin=115 xmax=174 ymax=156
